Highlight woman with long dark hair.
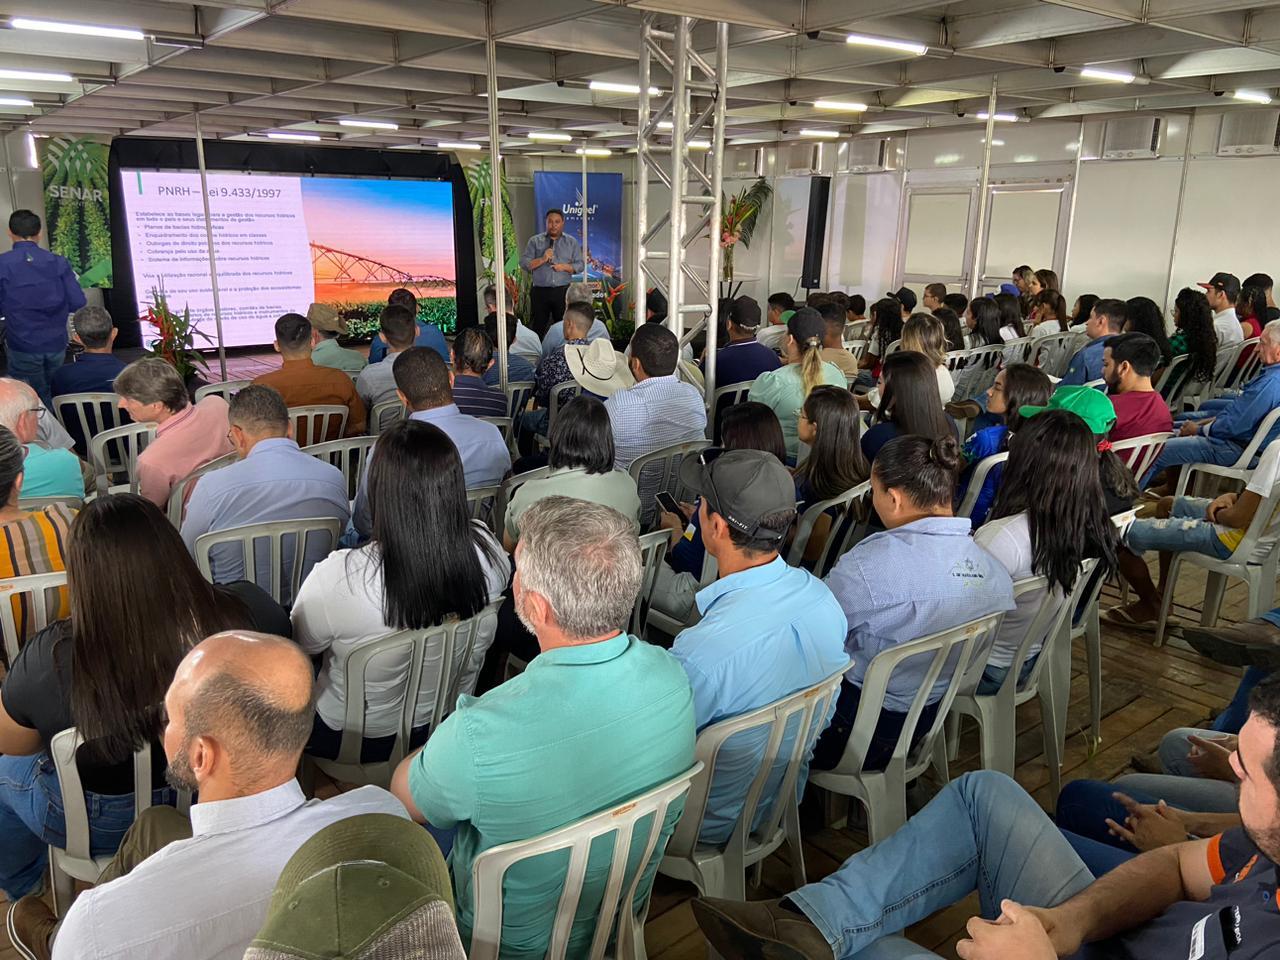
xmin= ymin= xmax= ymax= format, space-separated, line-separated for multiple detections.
xmin=1238 ymin=285 xmax=1269 ymax=341
xmin=795 ymin=386 xmax=870 ymax=509
xmin=965 ymin=296 xmax=1003 ymax=348
xmin=0 ymin=492 xmax=284 ymax=900
xmin=858 ymin=297 xmax=906 ymax=380
xmin=1029 ymin=290 xmax=1070 ymax=336
xmin=993 ymin=292 xmax=1026 ymax=341
xmin=976 ymin=409 xmax=1119 ymax=693
xmin=292 ymin=419 xmax=508 ymax=761
xmin=1169 ymin=287 xmax=1218 ymax=388
xmin=1071 ymin=293 xmax=1100 ymax=330
xmin=1124 ymin=296 xmax=1175 ymax=368
xmin=861 ymin=351 xmax=956 ymax=463
xmin=933 ymin=305 xmax=967 ymax=353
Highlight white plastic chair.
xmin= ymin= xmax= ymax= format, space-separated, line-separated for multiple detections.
xmin=0 ymin=570 xmax=67 ymax=665
xmin=658 ymin=666 xmax=847 ymax=899
xmin=89 ymin=422 xmax=157 ymax=496
xmin=1219 ymin=337 xmax=1260 ymax=394
xmin=534 ymin=382 xmax=583 ymax=452
xmin=303 ymin=435 xmax=377 ymax=502
xmin=1001 ymin=336 xmax=1034 ymax=366
xmin=371 ymin=399 xmax=406 ymax=435
xmin=1176 ymin=406 xmax=1280 ymax=498
xmin=193 ymin=379 xmax=252 ymax=403
xmin=709 ymin=380 xmax=755 ymax=442
xmin=467 ymin=762 xmax=704 ymax=960
xmin=309 ymin=600 xmax=502 ymax=788
xmin=785 ymin=480 xmax=871 ymax=579
xmin=194 ymin=516 xmax=343 ymax=606
xmin=956 ymin=452 xmax=1009 ymax=519
xmin=288 ymin=404 xmax=348 ymax=447
xmin=505 ymin=380 xmax=535 ymax=419
xmin=632 ymin=529 xmax=670 ymax=639
xmin=166 ymin=452 xmax=237 ymax=527
xmin=951 ymin=343 xmax=1005 ymax=400
xmin=52 ymin=391 xmax=125 ymax=453
xmin=1110 ymin=431 xmax=1173 ymax=481
xmin=17 ymin=495 xmax=83 ymax=512
xmin=467 ymin=485 xmax=501 ymax=533
xmin=628 ymin=439 xmax=710 ymax=530
xmin=808 ymin=612 xmax=1005 ymax=843
xmin=478 ymin=415 xmax=514 ymax=445
xmin=494 ymin=465 xmax=552 ymax=541
xmin=1030 ymin=332 xmax=1082 ymax=378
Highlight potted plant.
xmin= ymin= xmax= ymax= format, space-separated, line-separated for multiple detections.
xmin=142 ymin=285 xmax=212 ymax=392
xmin=720 ymin=178 xmax=772 ymax=299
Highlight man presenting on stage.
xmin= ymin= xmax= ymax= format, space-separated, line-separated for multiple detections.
xmin=520 ymin=208 xmax=584 ymax=338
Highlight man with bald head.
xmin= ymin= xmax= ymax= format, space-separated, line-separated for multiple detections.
xmin=19 ymin=631 xmax=408 ymax=960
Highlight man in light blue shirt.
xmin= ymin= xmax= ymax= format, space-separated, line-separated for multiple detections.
xmin=519 ymin=209 xmax=584 ymax=338
xmin=1060 ymin=297 xmax=1124 ymax=386
xmin=0 ymin=377 xmax=84 ymax=499
xmin=391 ymin=496 xmax=695 ymax=960
xmin=671 ymin=450 xmax=848 ymax=845
xmin=351 ymin=346 xmax=510 ymax=538
xmin=541 ymin=285 xmax=610 ymax=358
xmin=367 ymin=288 xmax=449 ymax=365
xmin=180 ymin=384 xmax=349 ymax=586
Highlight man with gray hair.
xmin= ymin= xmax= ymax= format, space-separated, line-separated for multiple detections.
xmin=51 ymin=305 xmax=124 ymax=399
xmin=0 ymin=376 xmax=83 ymax=498
xmin=391 ymin=496 xmax=695 ymax=959
xmin=539 ymin=283 xmax=610 ymax=359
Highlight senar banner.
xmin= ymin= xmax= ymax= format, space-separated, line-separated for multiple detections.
xmin=39 ymin=136 xmax=112 ymax=288
xmin=533 ymin=171 xmax=624 ymax=281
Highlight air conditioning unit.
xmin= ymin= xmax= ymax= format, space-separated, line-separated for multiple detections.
xmin=1218 ymin=110 xmax=1280 ymax=156
xmin=782 ymin=143 xmax=819 ymax=174
xmin=839 ymin=138 xmax=891 ymax=173
xmin=722 ymin=145 xmax=763 ymax=178
xmin=1102 ymin=117 xmax=1162 ymax=159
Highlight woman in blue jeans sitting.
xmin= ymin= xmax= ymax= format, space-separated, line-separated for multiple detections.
xmin=0 ymin=493 xmax=288 ymax=899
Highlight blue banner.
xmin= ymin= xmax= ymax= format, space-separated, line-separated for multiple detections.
xmin=533 ymin=171 xmax=623 ymax=282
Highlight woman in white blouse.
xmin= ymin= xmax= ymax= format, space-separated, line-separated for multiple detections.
xmin=292 ymin=419 xmax=510 ymax=761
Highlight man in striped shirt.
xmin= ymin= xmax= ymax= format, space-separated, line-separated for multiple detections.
xmin=450 ymin=328 xmax=508 ymax=418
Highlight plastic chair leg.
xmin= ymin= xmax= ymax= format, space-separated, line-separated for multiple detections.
xmin=49 ymin=853 xmax=75 ymax=918
xmin=783 ymin=795 xmax=807 ymax=890
xmin=945 ymin=711 xmax=961 ymax=762
xmin=1200 ymin=572 xmax=1228 ymax=627
xmin=1039 ymin=687 xmax=1063 ymax=811
xmin=980 ymin=698 xmax=1015 ymax=777
xmin=931 ymin=733 xmax=951 ymax=786
xmin=695 ymin=855 xmax=728 ymax=900
xmin=1083 ymin=618 xmax=1102 ymax=745
xmin=1153 ymin=554 xmax=1183 ymax=647
xmin=863 ymin=777 xmax=907 ymax=845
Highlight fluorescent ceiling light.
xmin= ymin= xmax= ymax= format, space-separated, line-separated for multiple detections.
xmin=527 ymin=131 xmax=572 ymax=142
xmin=688 ymin=139 xmax=711 ymax=150
xmin=266 ymin=132 xmax=320 ymax=142
xmin=799 ymin=128 xmax=841 ymax=139
xmin=577 ymin=147 xmax=612 ymax=157
xmin=1233 ymin=89 xmax=1273 ymax=104
xmin=11 ymin=17 xmax=144 ymax=41
xmin=1080 ymin=66 xmax=1135 ymax=83
xmin=976 ymin=112 xmax=1019 ymax=122
xmin=813 ymin=99 xmax=868 ymax=112
xmin=388 ymin=144 xmax=425 ymax=150
xmin=338 ymin=119 xmax=398 ymax=130
xmin=0 ymin=68 xmax=73 ymax=82
xmin=657 ymin=120 xmax=673 ymax=129
xmin=438 ymin=141 xmax=482 ymax=150
xmin=0 ymin=97 xmax=33 ymax=107
xmin=589 ymin=80 xmax=661 ymax=96
xmin=845 ymin=33 xmax=927 ymax=56
xmin=981 ymin=138 xmax=1005 ymax=146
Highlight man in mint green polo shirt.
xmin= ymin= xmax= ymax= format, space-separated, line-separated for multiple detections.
xmin=391 ymin=496 xmax=696 ymax=959
xmin=0 ymin=377 xmax=84 ymax=499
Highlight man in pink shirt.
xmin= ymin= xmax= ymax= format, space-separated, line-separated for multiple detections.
xmin=1103 ymin=332 xmax=1173 ymax=444
xmin=113 ymin=357 xmax=234 ymax=506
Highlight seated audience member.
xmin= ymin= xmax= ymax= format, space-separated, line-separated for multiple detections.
xmin=1012 ymin=264 xmax=1035 ymax=295
xmin=1 ymin=495 xmax=286 ymax=937
xmin=0 ymin=377 xmax=83 ymax=499
xmin=391 ymin=497 xmax=696 ymax=959
xmin=955 ymin=364 xmax=1053 ymax=528
xmin=1102 ymin=332 xmax=1173 ymax=443
xmin=695 ymin=675 xmax=1280 ymax=960
xmin=540 ymin=297 xmax=609 ymax=358
xmin=714 ymin=296 xmax=781 ymax=387
xmin=1124 ymin=297 xmax=1175 ymax=369
xmin=115 ymin=357 xmax=233 ymax=507
xmin=450 ymin=328 xmax=508 ymax=417
xmin=1060 ymin=297 xmax=1126 ymax=386
xmin=480 ymin=284 xmax=543 ymax=367
xmin=975 ymin=409 xmax=1119 ymax=694
xmin=993 ymin=292 xmax=1026 ymax=342
xmin=607 ymin=322 xmax=707 ymax=470
xmin=870 ymin=313 xmax=954 ymax=405
xmin=749 ymin=309 xmax=845 ymax=464
xmin=242 ymin=814 xmax=465 ymax=960
xmin=921 ymin=282 xmax=946 ymax=313
xmin=813 ymin=435 xmax=1014 ymax=770
xmin=180 ymin=385 xmax=349 ymax=584
xmin=942 ymin=291 xmax=968 ymax=320
xmin=352 ymin=347 xmax=510 ymax=538
xmin=794 ymin=386 xmax=869 ymax=514
xmin=860 ymin=297 xmax=905 ymax=383
xmin=481 ymin=314 xmax=537 ymax=387
xmin=1144 ymin=318 xmax=1280 ymax=488
xmin=1106 ymin=436 xmax=1280 ymax=628
xmin=368 ymin=288 xmax=449 ymax=364
xmin=890 ymin=287 xmax=917 ymax=322
xmin=252 ymin=313 xmax=367 ymax=441
xmin=846 ymin=293 xmax=867 ymax=324
xmin=1201 ymin=271 xmax=1243 ymax=346
xmin=1070 ymin=292 xmax=1100 ymax=332
xmin=1244 ymin=271 xmax=1280 ymax=322
xmin=1028 ymin=290 xmax=1070 ymax=338
xmin=306 ymin=303 xmax=366 ymax=376
xmin=964 ymin=296 xmax=1003 ymax=350
xmin=504 ymin=395 xmax=640 ymax=549
xmin=758 ymin=292 xmax=796 ymax=354
xmin=522 ymin=301 xmax=594 ymax=446
xmin=1238 ymin=283 xmax=1269 ymax=346
xmin=861 ymin=352 xmax=958 ymax=464
xmin=1167 ymin=287 xmax=1218 ymax=396
xmin=1033 ymin=268 xmax=1060 ymax=296
xmin=355 ymin=304 xmax=418 ymax=411
xmin=293 ymin=419 xmax=508 ymax=762
xmin=933 ymin=305 xmax=966 ymax=353
xmin=817 ymin=301 xmax=860 ymax=380
xmin=50 ymin=306 xmax=126 ymax=456
xmin=671 ymin=449 xmax=847 ymax=844
xmin=17 ymin=630 xmax=405 ymax=960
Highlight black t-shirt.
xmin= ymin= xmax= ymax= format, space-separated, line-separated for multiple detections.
xmin=1075 ymin=831 xmax=1279 ymax=960
xmin=0 ymin=581 xmax=289 ymax=795
xmin=1266 ymin=306 xmax=1280 ymax=323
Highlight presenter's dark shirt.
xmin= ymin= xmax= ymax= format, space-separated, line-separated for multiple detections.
xmin=0 ymin=241 xmax=87 ymax=353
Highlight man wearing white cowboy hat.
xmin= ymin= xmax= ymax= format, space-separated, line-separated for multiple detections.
xmin=562 ymin=338 xmax=635 ymax=398
xmin=307 ymin=303 xmax=367 ymax=377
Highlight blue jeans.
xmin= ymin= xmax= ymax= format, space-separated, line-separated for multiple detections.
xmin=976 ymin=657 xmax=1036 ymax=696
xmin=1175 ymin=398 xmax=1230 ymax=420
xmin=8 ymin=348 xmax=65 ymax=409
xmin=1213 ymin=667 xmax=1271 ymax=732
xmin=0 ymin=752 xmax=164 ymax=898
xmin=789 ymin=771 xmax=1094 ymax=960
xmin=1140 ymin=435 xmax=1243 ymax=487
xmin=1123 ymin=496 xmax=1235 ymax=561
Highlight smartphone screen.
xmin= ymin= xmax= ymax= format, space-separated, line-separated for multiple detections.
xmin=655 ymin=491 xmax=682 ymax=517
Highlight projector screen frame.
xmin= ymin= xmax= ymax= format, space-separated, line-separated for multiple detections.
xmin=107 ymin=137 xmax=479 ymax=350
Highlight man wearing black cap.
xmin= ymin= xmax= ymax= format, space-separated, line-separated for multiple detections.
xmin=1200 ymin=272 xmax=1244 ymax=347
xmin=668 ymin=449 xmax=848 ymax=845
xmin=712 ymin=296 xmax=781 ymax=387
xmin=890 ymin=286 xmax=917 ymax=322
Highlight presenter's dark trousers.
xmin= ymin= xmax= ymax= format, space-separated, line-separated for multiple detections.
xmin=529 ymin=285 xmax=567 ymax=338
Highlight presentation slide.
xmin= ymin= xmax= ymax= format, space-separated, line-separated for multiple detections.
xmin=119 ymin=169 xmax=457 ymax=347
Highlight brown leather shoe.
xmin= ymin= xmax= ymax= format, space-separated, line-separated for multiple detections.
xmin=1180 ymin=619 xmax=1280 ymax=670
xmin=691 ymin=897 xmax=834 ymax=960
xmin=6 ymin=897 xmax=55 ymax=960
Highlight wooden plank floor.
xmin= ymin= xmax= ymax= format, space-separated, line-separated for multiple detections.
xmin=0 ymin=563 xmax=1246 ymax=960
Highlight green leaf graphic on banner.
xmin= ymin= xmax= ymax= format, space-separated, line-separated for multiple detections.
xmin=39 ymin=136 xmax=111 ymax=289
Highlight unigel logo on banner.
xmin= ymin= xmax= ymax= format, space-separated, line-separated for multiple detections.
xmin=533 ymin=171 xmax=623 ymax=281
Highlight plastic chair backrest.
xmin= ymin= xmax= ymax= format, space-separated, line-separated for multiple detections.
xmin=548 ymin=382 xmax=582 ymax=433
xmin=478 ymin=415 xmax=513 ymax=443
xmin=467 ymin=762 xmax=703 ymax=960
xmin=1030 ymin=332 xmax=1080 ymax=378
xmin=494 ymin=465 xmax=552 ymax=540
xmin=288 ymin=405 xmax=348 ymax=448
xmin=1236 ymin=338 xmax=1265 ymax=388
xmin=328 ymin=600 xmax=503 ymax=771
xmin=953 ymin=344 xmax=1005 ymax=398
xmin=52 ymin=392 xmax=125 ymax=450
xmin=505 ymin=380 xmax=535 ymax=419
xmin=194 ymin=517 xmax=342 ymax=607
xmin=1155 ymin=354 xmax=1194 ymax=404
xmin=166 ymin=452 xmax=238 ymax=527
xmin=664 ymin=665 xmax=848 ymax=860
xmin=371 ymin=400 xmax=406 ymax=435
xmin=632 ymin=530 xmax=669 ymax=638
xmin=302 ymin=436 xmax=377 ymax=502
xmin=785 ymin=480 xmax=872 ymax=578
xmin=846 ymin=340 xmax=869 ymax=364
xmin=17 ymin=496 xmax=83 ymax=512
xmin=467 ymin=485 xmax=501 ymax=532
xmin=1110 ymin=431 xmax=1174 ymax=481
xmin=0 ymin=570 xmax=67 ymax=665
xmin=944 ymin=348 xmax=969 ymax=372
xmin=89 ymin=422 xmax=157 ymax=496
xmin=193 ymin=379 xmax=252 ymax=403
xmin=1233 ymin=405 xmax=1280 ymax=470
xmin=710 ymin=381 xmax=754 ymax=443
xmin=883 ymin=338 xmax=902 ymax=357
xmin=1002 ymin=337 xmax=1034 ymax=365
xmin=1230 ymin=472 xmax=1280 ymax=564
xmin=629 ymin=439 xmax=710 ymax=528
xmin=955 ymin=451 xmax=1009 ymax=518
xmin=843 ymin=320 xmax=870 ymax=343
xmin=1211 ymin=340 xmax=1245 ymax=393
xmin=50 ymin=728 xmax=153 ymax=862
